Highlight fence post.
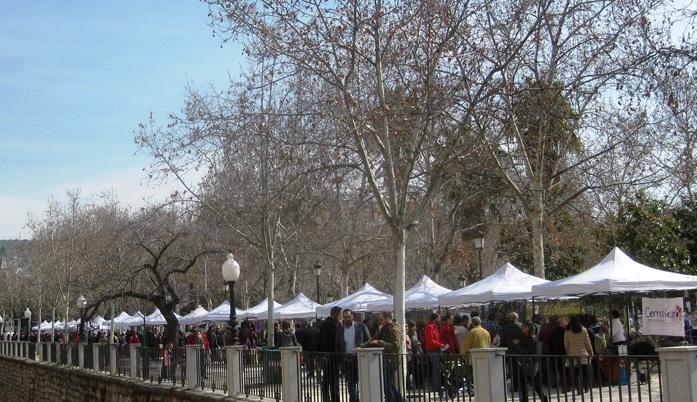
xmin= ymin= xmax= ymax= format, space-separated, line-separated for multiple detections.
xmin=657 ymin=346 xmax=697 ymax=401
xmin=129 ymin=343 xmax=139 ymax=378
xmin=226 ymin=345 xmax=245 ymax=396
xmin=280 ymin=346 xmax=302 ymax=402
xmin=470 ymin=347 xmax=507 ymax=402
xmin=110 ymin=344 xmax=118 ymax=375
xmin=37 ymin=342 xmax=43 ymax=361
xmin=79 ymin=343 xmax=85 ymax=368
xmin=67 ymin=344 xmax=73 ymax=366
xmin=92 ymin=343 xmax=99 ymax=371
xmin=185 ymin=344 xmax=201 ymax=388
xmin=356 ymin=347 xmax=384 ymax=401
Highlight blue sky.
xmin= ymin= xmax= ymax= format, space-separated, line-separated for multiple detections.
xmin=0 ymin=1 xmax=242 ymax=239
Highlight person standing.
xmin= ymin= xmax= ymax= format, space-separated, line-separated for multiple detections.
xmin=318 ymin=306 xmax=342 ymax=402
xmin=501 ymin=312 xmax=526 ymax=396
xmin=424 ymin=313 xmax=449 ymax=394
xmin=610 ymin=310 xmax=626 ymax=346
xmin=460 ymin=316 xmax=491 ymax=353
xmin=565 ymin=316 xmax=594 ymax=395
xmin=335 ymin=309 xmax=371 ymax=402
xmin=364 ymin=311 xmax=405 ymax=402
xmin=279 ymin=321 xmax=299 ymax=347
xmin=439 ymin=314 xmax=459 ymax=354
xmin=453 ymin=315 xmax=468 ymax=352
xmin=518 ymin=321 xmax=548 ymax=402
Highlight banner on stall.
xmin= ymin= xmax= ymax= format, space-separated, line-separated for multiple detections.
xmin=642 ymin=297 xmax=685 ymax=337
xmin=539 ymin=300 xmax=584 ymax=317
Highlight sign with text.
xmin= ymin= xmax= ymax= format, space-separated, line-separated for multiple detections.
xmin=539 ymin=300 xmax=584 ymax=317
xmin=642 ymin=297 xmax=685 ymax=337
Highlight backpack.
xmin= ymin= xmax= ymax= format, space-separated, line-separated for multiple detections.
xmin=594 ymin=332 xmax=607 ymax=354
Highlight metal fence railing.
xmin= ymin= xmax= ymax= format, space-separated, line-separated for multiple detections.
xmin=297 ymin=351 xmax=352 ymax=402
xmin=41 ymin=343 xmax=49 ymax=362
xmin=51 ymin=343 xmax=58 ymax=363
xmin=241 ymin=348 xmax=282 ymax=400
xmin=98 ymin=344 xmax=110 ymax=373
xmin=59 ymin=345 xmax=68 ymax=366
xmin=0 ymin=341 xmax=669 ymax=402
xmin=501 ymin=353 xmax=662 ymax=402
xmin=70 ymin=345 xmax=79 ymax=367
xmin=203 ymin=346 xmax=227 ymax=393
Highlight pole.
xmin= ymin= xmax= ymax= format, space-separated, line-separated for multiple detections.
xmin=316 ymin=275 xmax=321 ymax=305
xmin=51 ymin=308 xmax=55 ymax=343
xmin=228 ymin=280 xmax=237 ymax=329
xmin=478 ymin=248 xmax=483 ymax=280
xmin=110 ymin=302 xmax=115 ymax=345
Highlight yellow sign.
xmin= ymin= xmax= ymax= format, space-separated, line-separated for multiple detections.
xmin=539 ymin=301 xmax=584 ymax=317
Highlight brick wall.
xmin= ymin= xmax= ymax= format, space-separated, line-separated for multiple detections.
xmin=0 ymin=356 xmax=235 ymax=402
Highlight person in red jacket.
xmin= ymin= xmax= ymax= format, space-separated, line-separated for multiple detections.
xmin=424 ymin=313 xmax=449 ymax=393
xmin=438 ymin=314 xmax=459 ymax=354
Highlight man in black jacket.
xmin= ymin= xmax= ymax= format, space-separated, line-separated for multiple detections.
xmin=318 ymin=306 xmax=342 ymax=402
xmin=335 ymin=309 xmax=371 ymax=402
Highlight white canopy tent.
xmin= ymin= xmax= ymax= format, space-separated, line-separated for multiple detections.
xmin=532 ymin=247 xmax=697 ymax=297
xmin=206 ymin=301 xmax=247 ymax=322
xmin=143 ymin=309 xmax=182 ymax=326
xmin=367 ymin=275 xmax=452 ymax=311
xmin=32 ymin=320 xmax=51 ymax=331
xmin=273 ymin=293 xmax=321 ymax=319
xmin=179 ymin=305 xmax=209 ymax=325
xmin=119 ymin=311 xmax=146 ymax=327
xmin=101 ymin=311 xmax=135 ymax=329
xmin=244 ymin=298 xmax=283 ymax=320
xmin=316 ymin=283 xmax=392 ymax=317
xmin=439 ymin=262 xmax=549 ymax=306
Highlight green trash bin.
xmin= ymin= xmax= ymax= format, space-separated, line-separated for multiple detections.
xmin=261 ymin=347 xmax=282 ymax=384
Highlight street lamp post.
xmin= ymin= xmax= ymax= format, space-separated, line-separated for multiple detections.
xmin=222 ymin=254 xmax=241 ymax=331
xmin=473 ymin=236 xmax=484 ymax=280
xmin=23 ymin=308 xmax=31 ymax=342
xmin=76 ymin=295 xmax=87 ymax=343
xmin=458 ymin=274 xmax=467 ymax=288
xmin=313 ymin=261 xmax=322 ymax=304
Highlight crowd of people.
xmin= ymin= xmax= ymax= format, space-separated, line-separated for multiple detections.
xmin=3 ymin=306 xmax=680 ymax=401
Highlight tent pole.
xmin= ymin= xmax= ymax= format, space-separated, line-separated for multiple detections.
xmin=609 ymin=291 xmax=614 ymax=347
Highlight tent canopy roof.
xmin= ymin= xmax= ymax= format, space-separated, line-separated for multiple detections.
xmin=244 ymin=298 xmax=283 ymax=320
xmin=532 ymin=247 xmax=697 ymax=297
xmin=179 ymin=305 xmax=209 ymax=325
xmin=316 ymin=283 xmax=392 ymax=317
xmin=367 ymin=275 xmax=451 ymax=311
xmin=273 ymin=293 xmax=320 ymax=319
xmin=206 ymin=301 xmax=247 ymax=322
xmin=439 ymin=262 xmax=549 ymax=305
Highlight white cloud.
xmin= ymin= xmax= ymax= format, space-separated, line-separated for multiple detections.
xmin=0 ymin=164 xmax=204 ymax=239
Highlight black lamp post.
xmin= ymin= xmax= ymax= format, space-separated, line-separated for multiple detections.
xmin=76 ymin=295 xmax=86 ymax=342
xmin=473 ymin=236 xmax=484 ymax=280
xmin=313 ymin=261 xmax=322 ymax=304
xmin=222 ymin=254 xmax=241 ymax=330
xmin=23 ymin=308 xmax=31 ymax=341
xmin=458 ymin=274 xmax=467 ymax=288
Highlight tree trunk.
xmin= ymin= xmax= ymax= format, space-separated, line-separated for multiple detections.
xmin=530 ymin=205 xmax=546 ymax=279
xmin=392 ymin=228 xmax=407 ymax=355
xmin=162 ymin=308 xmax=179 ymax=346
xmin=267 ymin=268 xmax=275 ymax=346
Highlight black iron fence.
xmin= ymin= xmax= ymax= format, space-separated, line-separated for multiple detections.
xmin=241 ymin=348 xmax=282 ymax=401
xmin=70 ymin=345 xmax=79 ymax=367
xmin=97 ymin=344 xmax=110 ymax=372
xmin=203 ymin=346 xmax=227 ymax=393
xmin=297 ymin=351 xmax=352 ymax=402
xmin=501 ymin=353 xmax=662 ymax=402
xmin=115 ymin=344 xmax=130 ymax=376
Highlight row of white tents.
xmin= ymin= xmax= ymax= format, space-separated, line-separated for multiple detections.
xmin=34 ymin=247 xmax=697 ymax=331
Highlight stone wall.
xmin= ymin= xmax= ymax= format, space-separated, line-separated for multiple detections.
xmin=0 ymin=355 xmax=236 ymax=402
